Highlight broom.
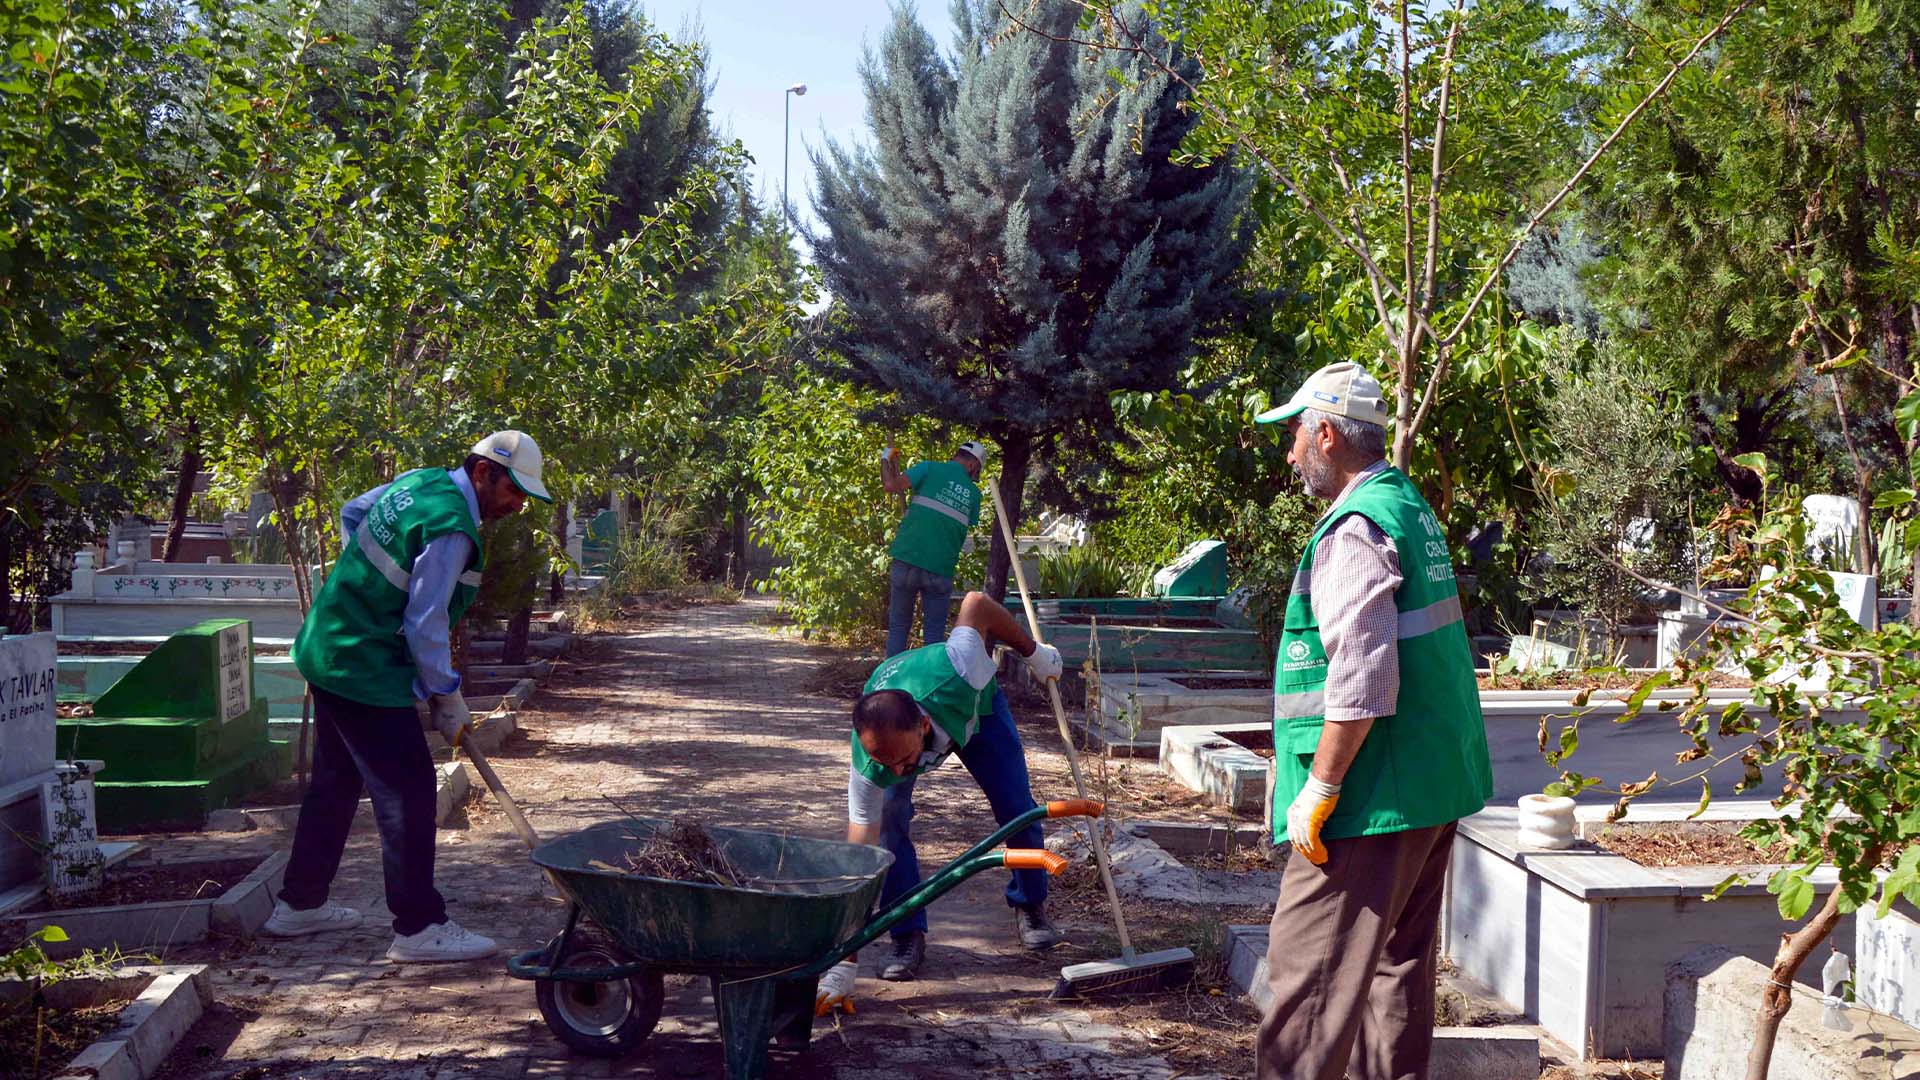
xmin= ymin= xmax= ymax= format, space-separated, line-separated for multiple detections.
xmin=987 ymin=478 xmax=1196 ymax=998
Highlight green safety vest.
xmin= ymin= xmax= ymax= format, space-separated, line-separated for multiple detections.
xmin=1271 ymin=467 xmax=1492 ymax=841
xmin=888 ymin=460 xmax=980 ymax=578
xmin=850 ymin=642 xmax=999 ymax=789
xmin=293 ymin=468 xmax=484 ymax=707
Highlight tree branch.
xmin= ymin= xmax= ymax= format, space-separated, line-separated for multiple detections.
xmin=1432 ymin=0 xmax=1752 ymax=357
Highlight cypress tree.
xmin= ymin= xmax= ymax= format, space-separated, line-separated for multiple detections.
xmin=809 ymin=0 xmax=1251 ymax=598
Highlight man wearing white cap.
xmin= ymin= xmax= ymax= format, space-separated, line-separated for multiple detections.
xmin=1250 ymin=364 xmax=1491 ymax=1079
xmin=268 ymin=431 xmax=552 ymax=963
xmin=878 ymin=440 xmax=987 ymax=656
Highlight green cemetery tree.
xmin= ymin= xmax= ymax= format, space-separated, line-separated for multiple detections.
xmin=1043 ymin=0 xmax=1746 ymax=503
xmin=807 ymin=0 xmax=1252 ymax=599
xmin=1587 ymin=0 xmax=1920 ymax=579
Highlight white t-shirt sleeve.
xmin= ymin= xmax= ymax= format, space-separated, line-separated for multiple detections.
xmin=944 ymin=626 xmax=997 ymax=690
xmin=848 ymin=765 xmax=885 ymax=826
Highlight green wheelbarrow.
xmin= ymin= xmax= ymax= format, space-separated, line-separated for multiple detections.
xmin=506 ymin=798 xmax=1103 ymax=1079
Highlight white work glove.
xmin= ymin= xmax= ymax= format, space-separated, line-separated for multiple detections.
xmin=878 ymin=445 xmax=896 ymax=466
xmin=430 ymin=693 xmax=473 ymax=748
xmin=1285 ymin=776 xmax=1342 ymax=866
xmin=815 ymin=960 xmax=858 ymax=1017
xmin=1023 ymin=643 xmax=1064 ymax=682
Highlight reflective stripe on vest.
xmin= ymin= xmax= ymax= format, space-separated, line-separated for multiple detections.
xmin=355 ymin=521 xmax=412 ymax=592
xmin=1397 ymin=594 xmax=1463 ymax=639
xmin=910 ymin=494 xmax=971 ymax=525
xmin=1273 ymin=688 xmax=1325 ymax=718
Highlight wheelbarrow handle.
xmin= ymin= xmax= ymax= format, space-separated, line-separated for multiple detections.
xmin=795 ymin=848 xmax=1068 ymax=979
xmin=929 ymin=798 xmax=1100 ymax=885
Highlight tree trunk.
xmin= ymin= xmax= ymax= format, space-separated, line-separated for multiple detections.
xmin=731 ymin=493 xmax=749 ymax=590
xmin=984 ymin=435 xmax=1032 ymax=604
xmin=548 ymin=501 xmax=568 ymax=605
xmin=0 ymin=520 xmax=16 ymax=634
xmin=269 ymin=469 xmax=314 ymax=614
xmin=161 ymin=418 xmax=202 ymax=563
xmin=1745 ymin=851 xmax=1880 ymax=1080
xmin=504 ymin=605 xmax=531 ymax=667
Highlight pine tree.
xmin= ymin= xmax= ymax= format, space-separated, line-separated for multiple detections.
xmin=808 ymin=0 xmax=1251 ymax=598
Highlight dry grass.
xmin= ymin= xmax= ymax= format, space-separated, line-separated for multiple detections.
xmin=609 ymin=818 xmax=743 ymax=887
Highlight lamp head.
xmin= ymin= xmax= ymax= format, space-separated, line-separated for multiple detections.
xmin=789 ymin=83 xmax=807 ymax=96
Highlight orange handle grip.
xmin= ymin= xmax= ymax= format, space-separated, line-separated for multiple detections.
xmin=1046 ymin=798 xmax=1104 ymax=819
xmin=1003 ymin=849 xmax=1070 ymax=875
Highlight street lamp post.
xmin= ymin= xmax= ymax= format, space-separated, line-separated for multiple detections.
xmin=784 ymin=82 xmax=806 ymax=227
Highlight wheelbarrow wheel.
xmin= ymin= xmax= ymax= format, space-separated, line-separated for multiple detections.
xmin=535 ymin=928 xmax=665 ymax=1058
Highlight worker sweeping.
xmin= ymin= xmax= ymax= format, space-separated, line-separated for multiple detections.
xmin=814 ymin=590 xmax=1065 ymax=1014
xmin=1252 ymin=363 xmax=1492 ymax=1079
xmin=265 ymin=431 xmax=552 ymax=963
xmin=878 ymin=440 xmax=987 ymax=656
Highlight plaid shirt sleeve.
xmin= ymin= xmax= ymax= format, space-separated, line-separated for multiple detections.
xmin=1309 ymin=513 xmax=1404 ymax=722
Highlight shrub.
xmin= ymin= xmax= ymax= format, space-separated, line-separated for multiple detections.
xmin=1035 ymin=545 xmax=1136 ymax=599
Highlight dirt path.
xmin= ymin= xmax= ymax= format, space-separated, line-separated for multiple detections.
xmin=151 ymin=597 xmax=1253 ymax=1079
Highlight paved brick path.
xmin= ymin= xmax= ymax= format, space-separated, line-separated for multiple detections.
xmin=156 ymin=599 xmax=1213 ymax=1079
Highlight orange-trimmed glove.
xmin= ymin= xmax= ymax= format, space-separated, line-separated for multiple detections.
xmin=815 ymin=960 xmax=858 ymax=1017
xmin=1285 ymin=776 xmax=1342 ymax=865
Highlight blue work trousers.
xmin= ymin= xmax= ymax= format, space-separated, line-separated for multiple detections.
xmin=878 ymin=688 xmax=1047 ymax=940
xmin=886 ymin=559 xmax=954 ymax=657
xmin=280 ymin=685 xmax=447 ymax=935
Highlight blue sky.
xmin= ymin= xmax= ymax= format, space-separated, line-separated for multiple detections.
xmin=637 ymin=1 xmax=960 ymax=235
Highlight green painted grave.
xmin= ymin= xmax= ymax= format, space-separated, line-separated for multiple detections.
xmin=1150 ymin=540 xmax=1228 ymax=597
xmin=57 ymin=619 xmax=285 ymax=830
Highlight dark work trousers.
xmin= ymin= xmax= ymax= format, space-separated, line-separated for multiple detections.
xmin=1256 ymin=821 xmax=1457 ymax=1080
xmin=878 ymin=688 xmax=1046 ymax=940
xmin=278 ymin=684 xmax=447 ymax=936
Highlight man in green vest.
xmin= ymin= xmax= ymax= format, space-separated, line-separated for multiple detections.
xmin=1250 ymin=363 xmax=1492 ymax=1079
xmin=812 ymin=590 xmax=1065 ymax=1015
xmin=265 ymin=431 xmax=552 ymax=964
xmin=879 ymin=441 xmax=986 ymax=656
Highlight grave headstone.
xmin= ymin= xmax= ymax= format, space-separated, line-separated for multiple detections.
xmin=1150 ymin=540 xmax=1228 ymax=598
xmin=1803 ymin=493 xmax=1864 ymax=568
xmin=41 ymin=762 xmax=103 ymax=898
xmin=0 ymin=633 xmax=58 ymax=894
xmin=62 ymin=618 xmax=282 ymax=830
xmin=0 ymin=633 xmax=57 ymax=790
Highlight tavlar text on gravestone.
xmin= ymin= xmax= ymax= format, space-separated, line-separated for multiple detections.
xmin=0 ymin=632 xmax=58 ymax=788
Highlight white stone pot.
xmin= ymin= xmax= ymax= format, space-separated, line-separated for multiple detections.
xmin=1515 ymin=793 xmax=1576 ymax=849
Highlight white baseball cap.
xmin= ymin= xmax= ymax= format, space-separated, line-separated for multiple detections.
xmin=1255 ymin=362 xmax=1391 ymax=427
xmin=957 ymin=441 xmax=989 ymax=467
xmin=470 ymin=430 xmax=552 ymax=502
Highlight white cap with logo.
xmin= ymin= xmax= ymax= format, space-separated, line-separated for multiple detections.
xmin=470 ymin=430 xmax=552 ymax=503
xmin=957 ymin=441 xmax=989 ymax=467
xmin=1255 ymin=362 xmax=1392 ymax=427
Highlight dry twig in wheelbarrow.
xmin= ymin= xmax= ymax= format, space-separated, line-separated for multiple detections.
xmin=617 ymin=818 xmax=743 ymax=886
xmin=585 ymin=796 xmax=745 ymax=886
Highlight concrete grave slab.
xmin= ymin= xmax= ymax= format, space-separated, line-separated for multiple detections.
xmin=44 ymin=964 xmax=212 ymax=1080
xmin=2 ymin=847 xmax=288 ymax=956
xmin=1447 ymin=802 xmax=1849 ymax=1060
xmin=1159 ymin=721 xmax=1272 ymax=814
xmin=1666 ymin=945 xmax=1920 ymax=1080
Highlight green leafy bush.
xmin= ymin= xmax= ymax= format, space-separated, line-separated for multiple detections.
xmin=1531 ymin=333 xmax=1705 ymax=630
xmin=749 ymin=369 xmax=967 ymax=642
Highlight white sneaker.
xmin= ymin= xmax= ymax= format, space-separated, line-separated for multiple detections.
xmin=386 ymin=918 xmax=498 ymax=963
xmin=261 ymin=899 xmax=362 ymax=938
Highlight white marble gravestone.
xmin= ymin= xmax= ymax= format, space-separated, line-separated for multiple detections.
xmin=0 ymin=633 xmax=57 ymax=789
